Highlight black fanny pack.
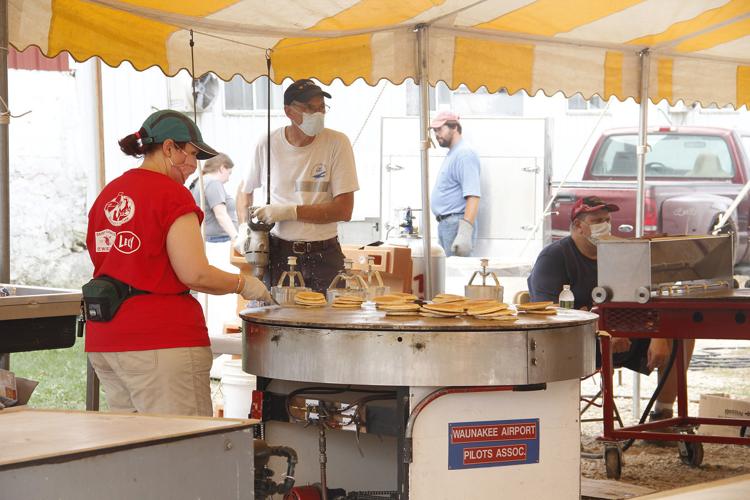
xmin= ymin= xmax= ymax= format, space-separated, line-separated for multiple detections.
xmin=82 ymin=276 xmax=150 ymax=322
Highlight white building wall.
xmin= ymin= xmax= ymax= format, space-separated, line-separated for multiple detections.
xmin=7 ymin=67 xmax=91 ymax=288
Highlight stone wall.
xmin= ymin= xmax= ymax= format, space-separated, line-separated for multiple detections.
xmin=8 ymin=69 xmax=92 ymax=289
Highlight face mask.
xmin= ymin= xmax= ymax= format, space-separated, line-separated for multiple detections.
xmin=586 ymin=221 xmax=611 ymax=244
xmin=166 ymin=147 xmax=196 ymax=184
xmin=296 ymin=112 xmax=325 ymax=137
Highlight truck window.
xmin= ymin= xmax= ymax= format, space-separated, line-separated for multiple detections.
xmin=591 ymin=134 xmax=735 ymax=179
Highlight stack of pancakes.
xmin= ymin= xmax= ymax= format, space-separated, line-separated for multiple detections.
xmin=431 ymin=293 xmax=465 ymax=304
xmin=373 ymin=293 xmax=420 ymax=316
xmin=466 ymin=302 xmax=517 ymax=322
xmin=516 ymin=301 xmax=557 ymax=315
xmin=332 ymin=294 xmax=365 ymax=309
xmin=419 ymin=302 xmax=466 ymax=318
xmin=294 ymin=291 xmax=327 ymax=308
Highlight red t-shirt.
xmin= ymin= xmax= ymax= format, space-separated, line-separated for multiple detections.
xmin=85 ymin=168 xmax=208 ymax=352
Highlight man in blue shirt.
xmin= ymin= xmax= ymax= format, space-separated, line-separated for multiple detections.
xmin=430 ymin=111 xmax=481 ymax=257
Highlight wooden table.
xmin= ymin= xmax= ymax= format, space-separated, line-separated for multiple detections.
xmin=1 ymin=408 xmax=258 ymax=499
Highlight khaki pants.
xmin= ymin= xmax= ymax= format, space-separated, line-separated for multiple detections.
xmin=88 ymin=346 xmax=213 ymax=416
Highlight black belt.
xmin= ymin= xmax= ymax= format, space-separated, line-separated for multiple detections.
xmin=436 ymin=212 xmax=464 ymax=222
xmin=271 ymin=235 xmax=339 ymax=255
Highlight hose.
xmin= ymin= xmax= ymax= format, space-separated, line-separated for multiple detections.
xmin=584 ymin=339 xmax=680 ymax=459
xmin=621 ymin=339 xmax=679 ymax=452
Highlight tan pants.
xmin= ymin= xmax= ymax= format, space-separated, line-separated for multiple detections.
xmin=88 ymin=346 xmax=213 ymax=416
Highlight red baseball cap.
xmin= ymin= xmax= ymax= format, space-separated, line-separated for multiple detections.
xmin=570 ymin=196 xmax=620 ymax=221
xmin=430 ymin=111 xmax=460 ymax=129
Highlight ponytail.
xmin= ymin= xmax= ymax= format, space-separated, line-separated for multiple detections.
xmin=118 ymin=127 xmax=161 ymax=158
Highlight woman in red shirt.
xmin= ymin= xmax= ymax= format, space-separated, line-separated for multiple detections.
xmin=86 ymin=110 xmax=271 ymax=416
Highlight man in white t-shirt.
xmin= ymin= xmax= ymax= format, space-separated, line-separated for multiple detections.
xmin=237 ymin=79 xmax=359 ymax=292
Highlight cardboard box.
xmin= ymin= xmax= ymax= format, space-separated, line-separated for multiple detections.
xmin=698 ymin=393 xmax=750 ymax=437
xmin=0 ymin=369 xmax=39 ymax=408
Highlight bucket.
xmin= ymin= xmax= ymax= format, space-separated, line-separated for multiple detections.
xmin=464 ymin=284 xmax=504 ymax=302
xmin=221 ymin=359 xmax=256 ymax=419
xmin=386 ymin=236 xmax=446 ymax=299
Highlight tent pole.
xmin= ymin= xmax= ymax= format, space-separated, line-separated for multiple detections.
xmin=633 ymin=48 xmax=651 ymax=419
xmin=416 ymin=24 xmax=433 ymax=300
xmin=635 ymin=49 xmax=649 ymax=239
xmin=0 ymin=0 xmax=9 ymax=284
xmin=0 ymin=0 xmax=8 ymax=371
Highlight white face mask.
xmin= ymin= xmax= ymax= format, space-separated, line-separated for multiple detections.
xmin=586 ymin=221 xmax=611 ymax=244
xmin=296 ymin=112 xmax=325 ymax=137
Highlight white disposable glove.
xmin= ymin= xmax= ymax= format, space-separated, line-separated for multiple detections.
xmin=451 ymin=218 xmax=474 ymax=257
xmin=233 ymin=223 xmax=249 ymax=254
xmin=240 ymin=275 xmax=273 ymax=303
xmin=253 ymin=204 xmax=298 ymax=224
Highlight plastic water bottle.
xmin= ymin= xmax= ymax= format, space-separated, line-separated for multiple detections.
xmin=559 ymin=284 xmax=575 ymax=309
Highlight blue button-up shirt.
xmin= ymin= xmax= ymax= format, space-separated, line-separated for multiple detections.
xmin=430 ymin=139 xmax=481 ymax=217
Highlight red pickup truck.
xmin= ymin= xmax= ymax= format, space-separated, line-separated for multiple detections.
xmin=552 ymin=127 xmax=750 ymax=264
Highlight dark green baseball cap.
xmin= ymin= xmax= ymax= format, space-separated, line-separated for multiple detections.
xmin=140 ymin=110 xmax=218 ymax=160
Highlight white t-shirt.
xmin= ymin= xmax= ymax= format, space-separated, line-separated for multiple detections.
xmin=244 ymin=127 xmax=359 ymax=241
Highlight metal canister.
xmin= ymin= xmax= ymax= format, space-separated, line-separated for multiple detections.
xmin=464 ymin=259 xmax=503 ymax=301
xmin=271 ymin=256 xmax=310 ymax=305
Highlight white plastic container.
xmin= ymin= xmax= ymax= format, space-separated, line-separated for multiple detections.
xmin=221 ymin=359 xmax=256 ymax=419
xmin=386 ymin=236 xmax=445 ymax=299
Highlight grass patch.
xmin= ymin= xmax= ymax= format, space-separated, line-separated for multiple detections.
xmin=9 ymin=337 xmax=104 ymax=410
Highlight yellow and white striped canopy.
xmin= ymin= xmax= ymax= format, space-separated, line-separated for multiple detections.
xmin=9 ymin=0 xmax=750 ymax=107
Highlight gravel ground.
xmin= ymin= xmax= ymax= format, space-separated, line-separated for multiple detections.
xmin=580 ymin=339 xmax=750 ymax=493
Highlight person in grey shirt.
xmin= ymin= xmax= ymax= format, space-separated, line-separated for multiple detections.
xmin=190 ymin=153 xmax=238 ymax=243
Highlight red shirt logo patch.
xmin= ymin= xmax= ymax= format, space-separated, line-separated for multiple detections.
xmin=114 ymin=231 xmax=141 ymax=254
xmin=104 ymin=192 xmax=136 ymax=226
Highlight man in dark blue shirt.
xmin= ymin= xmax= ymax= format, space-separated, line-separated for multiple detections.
xmin=528 ymin=196 xmax=692 ymax=421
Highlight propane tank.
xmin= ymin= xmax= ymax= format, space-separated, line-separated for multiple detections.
xmin=386 ymin=206 xmax=445 ymax=299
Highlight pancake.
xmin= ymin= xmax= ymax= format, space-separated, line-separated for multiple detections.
xmin=419 ymin=307 xmax=459 ymax=317
xmin=373 ymin=294 xmax=409 ymax=305
xmin=335 ymin=294 xmax=365 ymax=303
xmin=296 ymin=291 xmax=325 ymax=299
xmin=472 ymin=309 xmax=515 ymax=318
xmin=523 ymin=308 xmax=557 ymax=315
xmin=390 ymin=292 xmax=418 ymax=302
xmin=432 ymin=293 xmax=465 ymax=304
xmin=516 ymin=301 xmax=554 ymax=311
xmin=378 ymin=303 xmax=421 ymax=312
xmin=331 ymin=303 xmax=362 ymax=309
xmin=422 ymin=303 xmax=465 ymax=314
xmin=466 ymin=303 xmax=509 ymax=316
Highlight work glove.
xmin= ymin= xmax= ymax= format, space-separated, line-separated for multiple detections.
xmin=233 ymin=223 xmax=249 ymax=254
xmin=252 ymin=204 xmax=297 ymax=224
xmin=451 ymin=218 xmax=474 ymax=257
xmin=240 ymin=275 xmax=274 ymax=303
